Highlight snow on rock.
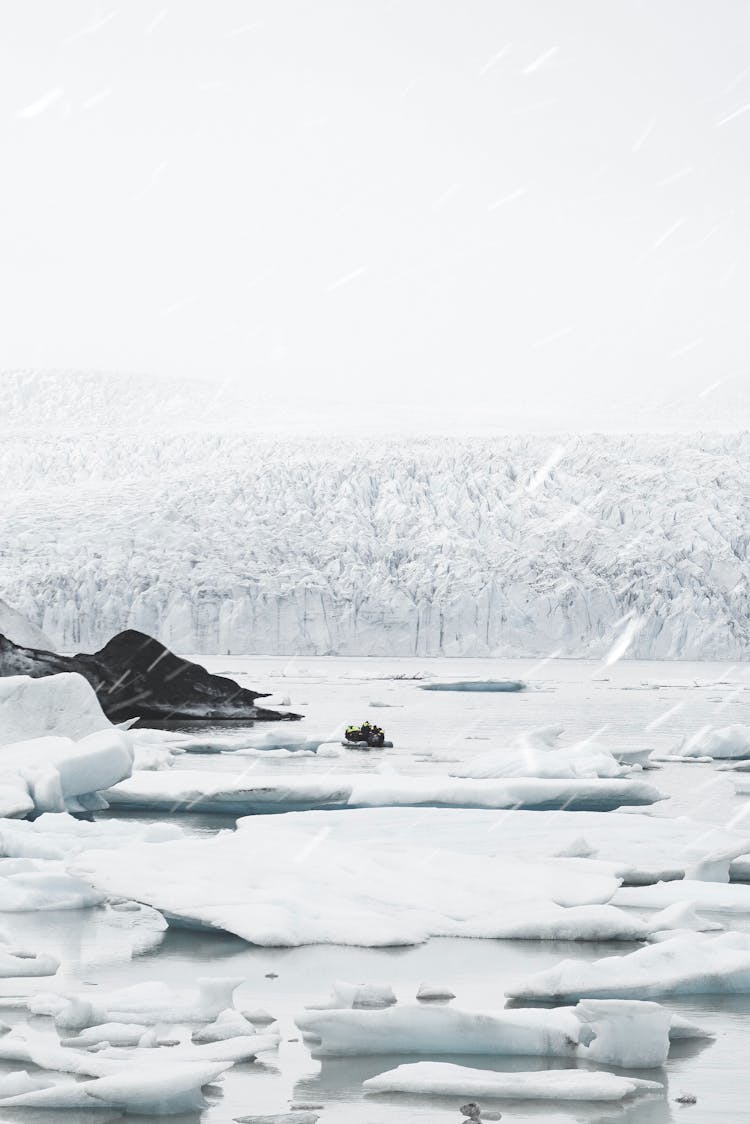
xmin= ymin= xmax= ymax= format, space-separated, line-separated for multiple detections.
xmin=104 ymin=769 xmax=664 ymax=814
xmin=508 ymin=932 xmax=750 ymax=1001
xmin=680 ymin=725 xmax=750 ymax=759
xmin=363 ymin=1061 xmax=663 ymax=1100
xmin=0 ymin=673 xmax=112 ymax=745
xmin=0 ymin=597 xmax=54 ymax=650
xmin=73 ymin=813 xmax=666 ymax=946
xmin=297 ymin=999 xmax=685 ymax=1067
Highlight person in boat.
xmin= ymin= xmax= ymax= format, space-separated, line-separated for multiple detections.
xmin=345 ymin=724 xmax=362 ymax=742
xmin=367 ymin=724 xmax=385 ymax=747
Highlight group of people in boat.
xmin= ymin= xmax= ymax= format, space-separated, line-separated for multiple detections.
xmin=345 ymin=721 xmax=386 ymax=747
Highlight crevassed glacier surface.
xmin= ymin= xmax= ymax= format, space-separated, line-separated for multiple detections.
xmin=2 ymin=373 xmax=749 ymax=658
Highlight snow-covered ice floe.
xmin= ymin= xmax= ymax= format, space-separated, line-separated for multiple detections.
xmin=180 ymin=730 xmax=334 ymax=756
xmin=0 ymin=673 xmax=113 ymax=745
xmin=0 ymin=731 xmax=133 ymax=817
xmin=27 ymin=976 xmax=252 ymax=1027
xmin=362 ymin=1061 xmax=663 ymax=1101
xmin=0 ymin=674 xmax=134 ymax=816
xmin=679 ymin=724 xmax=750 ymax=759
xmin=0 ymin=1054 xmax=230 ymax=1114
xmin=297 ymin=998 xmax=705 ymax=1067
xmin=73 ymin=809 xmax=711 ymax=946
xmin=104 ymin=769 xmax=664 ymax=814
xmin=419 ymin=679 xmax=526 ymax=692
xmin=508 ymin=932 xmax=750 ymax=1001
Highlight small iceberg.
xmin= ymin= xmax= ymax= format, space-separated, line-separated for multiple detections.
xmin=419 ymin=679 xmax=526 ymax=693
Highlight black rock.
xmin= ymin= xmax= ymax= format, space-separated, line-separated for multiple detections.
xmin=0 ymin=629 xmax=302 ymax=723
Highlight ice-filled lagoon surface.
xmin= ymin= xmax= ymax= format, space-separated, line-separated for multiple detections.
xmin=6 ymin=655 xmax=750 ymax=1122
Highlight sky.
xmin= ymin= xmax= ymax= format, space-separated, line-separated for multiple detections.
xmin=1 ymin=1 xmax=749 ymax=431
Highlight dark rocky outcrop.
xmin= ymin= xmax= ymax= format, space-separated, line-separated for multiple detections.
xmin=0 ymin=629 xmax=301 ymax=723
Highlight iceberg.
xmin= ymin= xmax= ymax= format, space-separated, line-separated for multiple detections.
xmin=28 ymin=976 xmax=247 ymax=1027
xmin=0 ymin=1060 xmax=230 ymax=1114
xmin=508 ymin=932 xmax=750 ymax=1001
xmin=104 ymin=769 xmax=664 ymax=814
xmin=297 ymin=998 xmax=690 ymax=1068
xmin=680 ymin=725 xmax=750 ymax=759
xmin=0 ymin=730 xmax=133 ymax=817
xmin=419 ymin=679 xmax=526 ymax=692
xmin=0 ymin=673 xmax=112 ymax=745
xmin=363 ymin=1061 xmax=663 ymax=1101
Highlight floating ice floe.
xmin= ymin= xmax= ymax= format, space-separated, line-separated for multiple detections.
xmin=508 ymin=931 xmax=750 ymax=1001
xmin=0 ymin=1058 xmax=229 ymax=1114
xmin=104 ymin=769 xmax=664 ymax=814
xmin=73 ymin=811 xmax=701 ymax=946
xmin=0 ymin=673 xmax=113 ymax=745
xmin=614 ymin=879 xmax=750 ymax=911
xmin=0 ymin=811 xmax=183 ymax=861
xmin=419 ymin=679 xmax=526 ymax=692
xmin=183 ymin=729 xmax=333 ymax=755
xmin=451 ymin=737 xmax=629 ymax=781
xmin=363 ymin=1061 xmax=663 ymax=1101
xmin=0 ymin=857 xmax=105 ymax=910
xmin=28 ymin=976 xmax=248 ymax=1027
xmin=297 ymin=998 xmax=703 ymax=1068
xmin=679 ymin=724 xmax=750 ymax=759
xmin=306 ymin=982 xmax=397 ymax=1010
xmin=241 ymin=806 xmax=748 ymax=887
xmin=416 ymin=982 xmax=456 ymax=1001
xmin=0 ymin=935 xmax=58 ymax=978
xmin=192 ymin=1008 xmax=259 ymax=1043
xmin=0 ymin=730 xmax=133 ymax=816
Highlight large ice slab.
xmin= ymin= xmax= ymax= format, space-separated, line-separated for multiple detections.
xmin=363 ymin=1061 xmax=663 ymax=1100
xmin=208 ymin=806 xmax=750 ymax=886
xmin=297 ymin=998 xmax=689 ymax=1068
xmin=419 ymin=679 xmax=526 ymax=692
xmin=74 ymin=810 xmax=680 ymax=946
xmin=508 ymin=932 xmax=750 ymax=1001
xmin=105 ymin=769 xmax=664 ymax=814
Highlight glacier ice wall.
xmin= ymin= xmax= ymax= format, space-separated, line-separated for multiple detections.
xmin=1 ymin=428 xmax=749 ymax=659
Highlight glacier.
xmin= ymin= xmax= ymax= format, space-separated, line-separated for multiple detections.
xmin=2 ymin=373 xmax=750 ymax=658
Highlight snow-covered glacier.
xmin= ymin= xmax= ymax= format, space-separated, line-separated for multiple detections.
xmin=2 ymin=372 xmax=750 ymax=658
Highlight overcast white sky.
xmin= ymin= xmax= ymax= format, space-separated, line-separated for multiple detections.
xmin=1 ymin=1 xmax=749 ymax=430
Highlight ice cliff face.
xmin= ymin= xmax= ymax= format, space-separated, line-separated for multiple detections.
xmin=2 ymin=372 xmax=749 ymax=659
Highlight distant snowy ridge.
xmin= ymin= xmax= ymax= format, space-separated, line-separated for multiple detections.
xmin=2 ymin=373 xmax=750 ymax=658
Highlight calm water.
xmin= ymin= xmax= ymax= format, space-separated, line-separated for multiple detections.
xmin=4 ymin=656 xmax=750 ymax=1123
